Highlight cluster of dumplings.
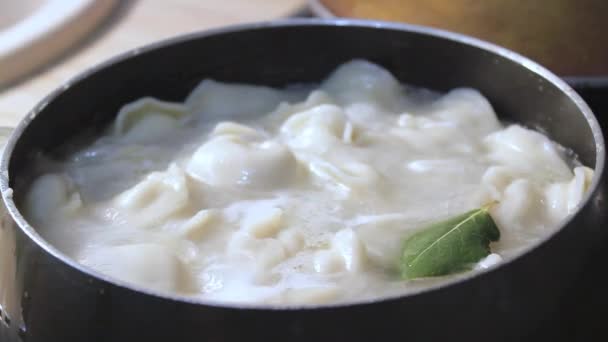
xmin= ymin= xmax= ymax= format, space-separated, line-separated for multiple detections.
xmin=23 ymin=60 xmax=593 ymax=304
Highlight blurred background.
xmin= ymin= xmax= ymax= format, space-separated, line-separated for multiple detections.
xmin=0 ymin=0 xmax=305 ymax=126
xmin=0 ymin=1 xmax=606 ymax=339
xmin=1 ymin=0 xmax=606 ymax=127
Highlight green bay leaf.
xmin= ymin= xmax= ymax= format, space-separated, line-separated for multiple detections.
xmin=400 ymin=207 xmax=500 ymax=280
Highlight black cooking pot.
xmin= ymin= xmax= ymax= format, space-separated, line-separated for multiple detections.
xmin=0 ymin=19 xmax=606 ymax=342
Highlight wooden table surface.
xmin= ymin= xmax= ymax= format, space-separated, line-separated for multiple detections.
xmin=0 ymin=0 xmax=306 ymax=127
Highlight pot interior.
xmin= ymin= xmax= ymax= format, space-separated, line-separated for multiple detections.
xmin=5 ymin=19 xmax=602 ymax=280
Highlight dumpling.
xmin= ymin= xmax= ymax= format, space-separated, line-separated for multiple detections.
xmin=24 ymin=173 xmax=82 ymax=225
xmin=113 ymin=163 xmax=189 ymax=229
xmin=322 ymin=59 xmax=403 ymax=110
xmin=429 ymin=88 xmax=501 ymax=137
xmin=353 ymin=213 xmax=414 ymax=268
xmin=80 ymin=243 xmax=192 ymax=293
xmin=484 ymin=125 xmax=573 ymax=182
xmin=346 ymin=102 xmax=389 ymax=128
xmin=406 ymin=158 xmax=483 ymax=177
xmin=114 ymin=97 xmax=187 ymax=143
xmin=173 ymin=209 xmax=219 ymax=241
xmin=313 ymin=228 xmax=368 ymax=274
xmin=331 ymin=228 xmax=368 ymax=272
xmin=223 ymin=197 xmax=289 ymax=239
xmin=185 ymin=79 xmax=296 ymax=120
xmin=277 ymin=229 xmax=305 ymax=256
xmin=491 ymin=179 xmax=546 ymax=234
xmin=210 ymin=121 xmax=263 ymax=140
xmin=226 ymin=233 xmax=288 ymax=270
xmin=313 ymin=250 xmax=345 ymax=273
xmin=307 ymin=158 xmax=379 ymax=197
xmin=270 ymin=89 xmax=334 ymax=117
xmin=187 ymin=123 xmax=299 ymax=189
xmin=545 ymin=166 xmax=594 ymax=222
xmin=280 ymin=104 xmax=351 ymax=153
xmin=240 ymin=206 xmax=284 ymax=238
xmin=391 ymin=111 xmax=486 ymax=153
xmin=390 ymin=125 xmax=461 ymax=152
xmin=480 ymin=166 xmax=519 ymax=201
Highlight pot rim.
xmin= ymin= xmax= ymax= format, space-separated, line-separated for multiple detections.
xmin=1 ymin=18 xmax=605 ymax=311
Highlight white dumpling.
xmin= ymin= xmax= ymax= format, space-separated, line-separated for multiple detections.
xmin=313 ymin=250 xmax=345 ymax=274
xmin=485 ymin=125 xmax=573 ymax=182
xmin=227 ymin=233 xmax=287 ymax=270
xmin=313 ymin=228 xmax=368 ymax=274
xmin=346 ymin=102 xmax=389 ymax=128
xmin=210 ymin=121 xmax=263 ymax=139
xmin=406 ymin=158 xmax=483 ymax=177
xmin=185 ymin=79 xmax=290 ymax=119
xmin=390 ymin=126 xmax=460 ymax=152
xmin=277 ymin=229 xmax=305 ymax=255
xmin=280 ymin=104 xmax=350 ymax=153
xmin=480 ymin=166 xmax=518 ymax=201
xmin=391 ymin=112 xmax=485 ymax=153
xmin=24 ymin=173 xmax=82 ymax=225
xmin=545 ymin=166 xmax=594 ymax=221
xmin=430 ymin=88 xmax=501 ymax=137
xmin=491 ymin=179 xmax=546 ymax=233
xmin=307 ymin=158 xmax=379 ymax=197
xmin=186 ymin=126 xmax=299 ymax=189
xmin=224 ymin=198 xmax=288 ymax=239
xmin=352 ymin=214 xmax=411 ymax=268
xmin=174 ymin=209 xmax=219 ymax=241
xmin=332 ymin=228 xmax=368 ymax=272
xmin=269 ymin=90 xmax=336 ymax=124
xmin=114 ymin=97 xmax=187 ymax=143
xmin=322 ymin=59 xmax=403 ymax=110
xmin=80 ymin=243 xmax=191 ymax=293
xmin=241 ymin=206 xmax=284 ymax=238
xmin=113 ymin=163 xmax=188 ymax=229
